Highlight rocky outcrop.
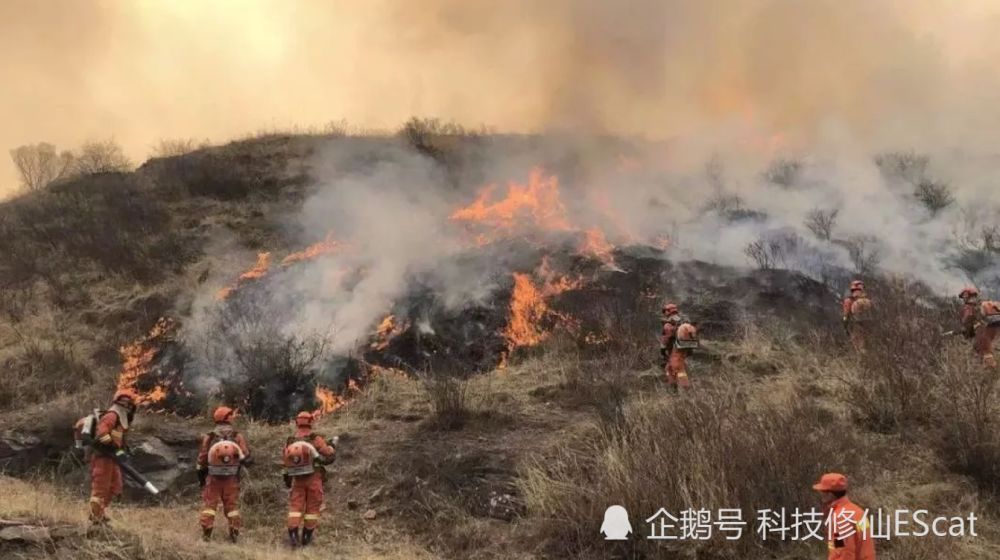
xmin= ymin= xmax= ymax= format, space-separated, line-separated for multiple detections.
xmin=0 ymin=431 xmax=48 ymax=474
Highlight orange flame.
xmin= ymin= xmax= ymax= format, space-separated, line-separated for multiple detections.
xmin=499 ymin=261 xmax=583 ymax=368
xmin=370 ymin=314 xmax=409 ymax=351
xmin=577 ymin=228 xmax=618 ymax=268
xmin=217 ymin=252 xmax=271 ymax=300
xmin=281 ymin=232 xmax=342 ymax=267
xmin=116 ymin=317 xmax=178 ymax=407
xmin=450 ymin=167 xmax=572 ymax=244
xmin=313 ymin=385 xmax=346 ymax=416
xmin=504 ymin=273 xmax=549 ymax=350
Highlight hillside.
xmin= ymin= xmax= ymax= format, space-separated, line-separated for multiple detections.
xmin=2 ymin=129 xmax=1000 ymax=559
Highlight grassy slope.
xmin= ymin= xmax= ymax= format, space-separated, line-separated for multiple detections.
xmin=3 ymin=132 xmax=1000 ymax=559
xmin=5 ymin=336 xmax=1000 ymax=559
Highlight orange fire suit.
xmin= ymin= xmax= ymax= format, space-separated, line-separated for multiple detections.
xmin=90 ymin=408 xmax=128 ymax=523
xmin=961 ymin=302 xmax=999 ymax=368
xmin=661 ymin=319 xmax=691 ymax=389
xmin=823 ymin=496 xmax=877 ymax=560
xmin=842 ymin=295 xmax=872 ymax=353
xmin=197 ymin=426 xmax=250 ymax=533
xmin=286 ymin=430 xmax=336 ymax=531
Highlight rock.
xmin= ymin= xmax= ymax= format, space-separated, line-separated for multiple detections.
xmin=362 ymin=509 xmax=377 ymax=520
xmin=130 ymin=437 xmax=177 ymax=471
xmin=0 ymin=524 xmax=51 ymax=544
xmin=0 ymin=431 xmax=47 ymax=474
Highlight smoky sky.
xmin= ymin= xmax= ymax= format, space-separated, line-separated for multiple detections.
xmin=3 ymin=0 xmax=1000 ymax=196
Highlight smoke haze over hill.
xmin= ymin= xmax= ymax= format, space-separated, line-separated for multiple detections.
xmin=4 ymin=0 xmax=1000 ymax=195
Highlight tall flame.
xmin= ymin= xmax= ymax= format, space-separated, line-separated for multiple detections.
xmin=116 ymin=317 xmax=178 ymax=407
xmin=499 ymin=260 xmax=583 ymax=368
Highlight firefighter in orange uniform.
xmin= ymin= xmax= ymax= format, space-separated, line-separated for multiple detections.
xmin=197 ymin=406 xmax=251 ymax=542
xmin=959 ymin=286 xmax=1000 ymax=369
xmin=660 ymin=303 xmax=698 ymax=391
xmin=842 ymin=280 xmax=872 ymax=353
xmin=284 ymin=411 xmax=336 ymax=547
xmin=88 ymin=389 xmax=137 ymax=525
xmin=812 ymin=473 xmax=876 ymax=560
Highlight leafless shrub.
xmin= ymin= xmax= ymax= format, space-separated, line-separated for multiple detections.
xmin=929 ymin=347 xmax=1000 ymax=494
xmin=9 ymin=143 xmax=75 ymax=191
xmin=72 ymin=139 xmax=132 ymax=175
xmin=804 ymin=208 xmax=839 ymax=241
xmin=205 ymin=302 xmax=331 ymax=423
xmin=875 ymin=150 xmax=929 ymax=185
xmin=914 ymin=179 xmax=954 ymax=216
xmin=421 ymin=373 xmax=471 ymax=430
xmin=704 ymin=193 xmax=768 ymax=223
xmin=151 ymin=138 xmax=209 ymax=158
xmin=744 ymin=231 xmax=803 ymax=270
xmin=839 ymin=235 xmax=882 ymax=275
xmin=762 ymin=157 xmax=802 ymax=188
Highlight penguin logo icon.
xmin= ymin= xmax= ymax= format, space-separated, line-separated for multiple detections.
xmin=600 ymin=505 xmax=632 ymax=540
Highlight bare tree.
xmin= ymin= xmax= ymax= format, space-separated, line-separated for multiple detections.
xmin=744 ymin=231 xmax=803 ymax=270
xmin=843 ymin=235 xmax=883 ymax=275
xmin=72 ymin=139 xmax=132 ymax=175
xmin=9 ymin=143 xmax=75 ymax=191
xmin=804 ymin=208 xmax=839 ymax=241
xmin=914 ymin=179 xmax=954 ymax=216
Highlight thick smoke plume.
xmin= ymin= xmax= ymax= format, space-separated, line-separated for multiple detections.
xmin=4 ymin=0 xmax=1000 ymax=193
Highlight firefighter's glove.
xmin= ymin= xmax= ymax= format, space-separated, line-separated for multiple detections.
xmin=197 ymin=468 xmax=208 ymax=488
xmin=283 ymin=474 xmax=292 ymax=489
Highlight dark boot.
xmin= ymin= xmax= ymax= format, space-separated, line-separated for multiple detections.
xmin=288 ymin=528 xmax=300 ymax=548
xmin=301 ymin=528 xmax=314 ymax=546
xmin=229 ymin=528 xmax=239 ymax=544
xmin=202 ymin=527 xmax=213 ymax=542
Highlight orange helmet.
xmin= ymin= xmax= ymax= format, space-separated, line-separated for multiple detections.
xmin=849 ymin=280 xmax=865 ymax=292
xmin=812 ymin=472 xmax=848 ymax=493
xmin=212 ymin=406 xmax=235 ymax=424
xmin=959 ymin=286 xmax=979 ymax=300
xmin=113 ymin=389 xmax=138 ymax=405
xmin=295 ymin=411 xmax=314 ymax=428
xmin=662 ymin=303 xmax=679 ymax=315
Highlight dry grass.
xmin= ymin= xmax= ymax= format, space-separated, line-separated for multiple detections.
xmin=519 ymin=382 xmax=860 ymax=559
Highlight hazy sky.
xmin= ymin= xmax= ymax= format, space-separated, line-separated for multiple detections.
xmin=3 ymin=0 xmax=1000 ymax=197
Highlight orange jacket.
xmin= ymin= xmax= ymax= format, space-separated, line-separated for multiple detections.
xmin=961 ymin=302 xmax=980 ymax=338
xmin=843 ymin=296 xmax=871 ymax=321
xmin=197 ymin=425 xmax=250 ymax=469
xmin=824 ymin=496 xmax=876 ymax=560
xmin=95 ymin=410 xmax=127 ymax=450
